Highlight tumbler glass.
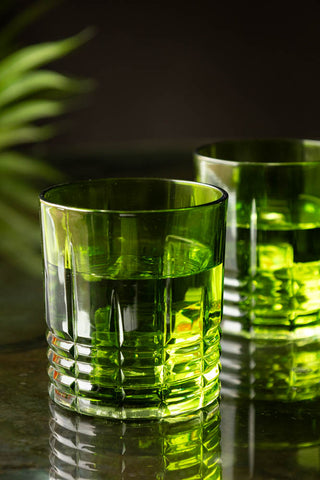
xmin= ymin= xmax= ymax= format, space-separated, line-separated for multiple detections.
xmin=40 ymin=178 xmax=227 ymax=418
xmin=195 ymin=139 xmax=320 ymax=401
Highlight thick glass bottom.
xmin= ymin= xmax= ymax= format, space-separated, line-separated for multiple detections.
xmin=48 ymin=382 xmax=220 ymax=419
xmin=47 ymin=328 xmax=221 ymax=419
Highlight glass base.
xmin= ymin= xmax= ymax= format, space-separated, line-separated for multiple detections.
xmin=49 ymin=383 xmax=220 ymax=419
xmin=47 ymin=329 xmax=221 ymax=419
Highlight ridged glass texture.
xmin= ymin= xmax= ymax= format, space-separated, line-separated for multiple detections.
xmin=195 ymin=139 xmax=320 ymax=401
xmin=40 ymin=178 xmax=227 ymax=418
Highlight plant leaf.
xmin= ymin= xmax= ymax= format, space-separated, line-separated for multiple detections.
xmin=0 ymin=28 xmax=95 ymax=87
xmin=0 ymin=8 xmax=95 ymax=277
xmin=0 ymin=151 xmax=61 ymax=179
xmin=0 ymin=183 xmax=37 ymax=211
xmin=0 ymin=199 xmax=40 ymax=245
xmin=0 ymin=220 xmax=41 ymax=277
xmin=0 ymin=99 xmax=65 ymax=128
xmin=0 ymin=125 xmax=55 ymax=150
xmin=0 ymin=70 xmax=92 ymax=108
xmin=0 ymin=177 xmax=44 ymax=211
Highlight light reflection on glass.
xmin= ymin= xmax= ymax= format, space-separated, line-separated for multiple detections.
xmin=49 ymin=401 xmax=222 ymax=479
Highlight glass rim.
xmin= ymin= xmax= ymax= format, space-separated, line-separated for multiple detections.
xmin=195 ymin=138 xmax=320 ymax=167
xmin=39 ymin=177 xmax=228 ymax=214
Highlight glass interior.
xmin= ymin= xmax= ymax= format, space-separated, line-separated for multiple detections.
xmin=196 ymin=139 xmax=320 ymax=165
xmin=40 ymin=178 xmax=224 ymax=212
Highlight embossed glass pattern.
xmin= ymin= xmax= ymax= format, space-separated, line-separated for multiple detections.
xmin=40 ymin=178 xmax=227 ymax=418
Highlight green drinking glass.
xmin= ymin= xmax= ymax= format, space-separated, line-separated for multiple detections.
xmin=194 ymin=139 xmax=320 ymax=401
xmin=40 ymin=178 xmax=227 ymax=418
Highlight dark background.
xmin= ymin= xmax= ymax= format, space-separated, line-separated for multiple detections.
xmin=4 ymin=0 xmax=320 ymax=176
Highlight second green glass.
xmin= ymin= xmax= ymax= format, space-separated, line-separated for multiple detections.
xmin=195 ymin=139 xmax=320 ymax=401
xmin=40 ymin=178 xmax=227 ymax=418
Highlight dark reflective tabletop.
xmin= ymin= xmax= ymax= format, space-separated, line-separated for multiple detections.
xmin=1 ymin=343 xmax=320 ymax=479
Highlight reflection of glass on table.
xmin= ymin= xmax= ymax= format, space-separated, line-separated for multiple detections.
xmin=221 ymin=397 xmax=320 ymax=480
xmin=49 ymin=401 xmax=221 ymax=480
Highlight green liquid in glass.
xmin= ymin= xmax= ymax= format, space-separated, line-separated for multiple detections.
xmin=47 ymin=238 xmax=223 ymax=418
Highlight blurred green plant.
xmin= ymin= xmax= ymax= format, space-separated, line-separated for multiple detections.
xmin=0 ymin=1 xmax=94 ymax=276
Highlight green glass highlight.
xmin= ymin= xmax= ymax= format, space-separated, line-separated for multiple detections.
xmin=195 ymin=139 xmax=320 ymax=401
xmin=40 ymin=178 xmax=227 ymax=418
